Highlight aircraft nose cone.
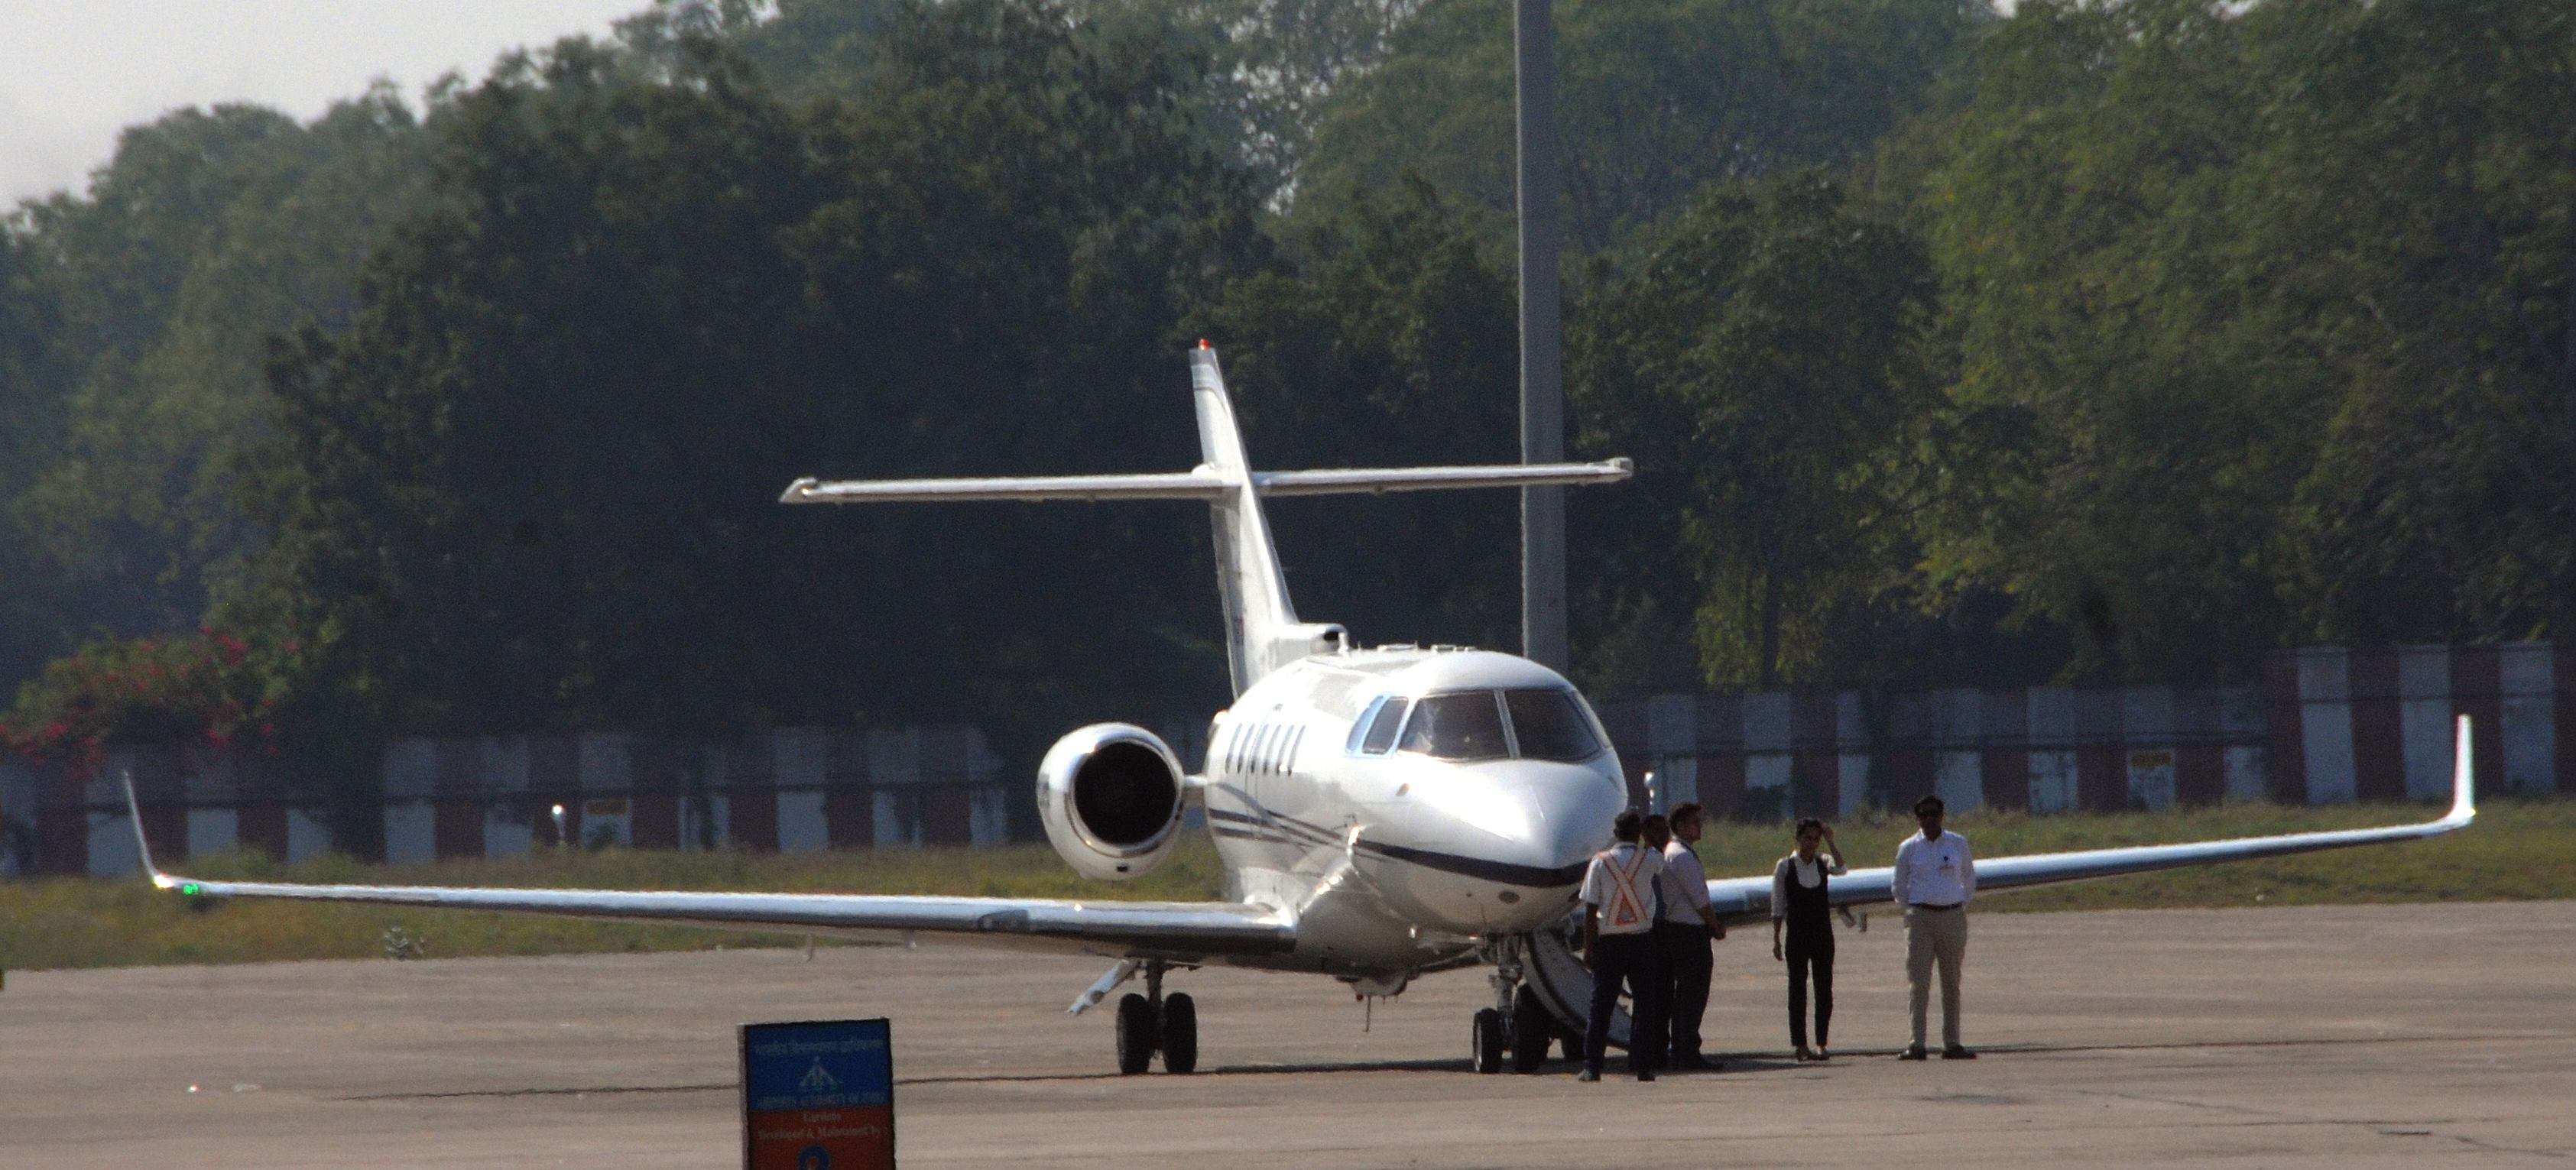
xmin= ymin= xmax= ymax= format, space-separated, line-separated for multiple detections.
xmin=1507 ymin=762 xmax=1627 ymax=877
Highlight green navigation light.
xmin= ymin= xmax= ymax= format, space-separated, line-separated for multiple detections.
xmin=180 ymin=883 xmax=203 ymax=896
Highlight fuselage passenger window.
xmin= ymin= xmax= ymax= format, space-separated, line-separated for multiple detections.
xmin=1398 ymin=692 xmax=1510 ymax=761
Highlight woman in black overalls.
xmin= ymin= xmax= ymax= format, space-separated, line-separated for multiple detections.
xmin=1770 ymin=817 xmax=1848 ymax=1061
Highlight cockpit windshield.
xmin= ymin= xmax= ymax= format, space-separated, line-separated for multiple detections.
xmin=1504 ymin=688 xmax=1604 ymax=762
xmin=1374 ymin=687 xmax=1605 ymax=763
xmin=1397 ymin=692 xmax=1510 ymax=761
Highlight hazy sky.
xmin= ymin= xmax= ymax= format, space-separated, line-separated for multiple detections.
xmin=1 ymin=0 xmax=656 ymax=207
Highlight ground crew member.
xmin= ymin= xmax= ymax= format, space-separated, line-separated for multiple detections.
xmin=1578 ymin=809 xmax=1667 ymax=1082
xmin=1654 ymin=802 xmax=1727 ymax=1071
xmin=1893 ymin=794 xmax=1976 ymax=1059
xmin=1770 ymin=817 xmax=1847 ymax=1061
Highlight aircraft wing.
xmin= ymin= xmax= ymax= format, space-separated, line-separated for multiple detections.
xmin=1701 ymin=715 xmax=2478 ymax=927
xmin=116 ymin=780 xmax=1292 ymax=964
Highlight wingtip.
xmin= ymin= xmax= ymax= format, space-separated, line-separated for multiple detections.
xmin=2447 ymin=714 xmax=2477 ymax=826
xmin=777 ymin=476 xmax=818 ymax=504
xmin=116 ymin=768 xmax=167 ymax=882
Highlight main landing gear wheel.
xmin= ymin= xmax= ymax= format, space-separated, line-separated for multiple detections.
xmin=1471 ymin=1007 xmax=1507 ymax=1074
xmin=1510 ymin=984 xmax=1554 ymax=1074
xmin=1115 ymin=992 xmax=1157 ymax=1076
xmin=1160 ymin=992 xmax=1198 ymax=1074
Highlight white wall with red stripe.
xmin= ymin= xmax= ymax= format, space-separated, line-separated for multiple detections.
xmin=2 ymin=724 xmax=1017 ymax=879
xmin=1598 ymin=642 xmax=2565 ymax=819
xmin=6 ymin=643 xmax=2561 ymax=878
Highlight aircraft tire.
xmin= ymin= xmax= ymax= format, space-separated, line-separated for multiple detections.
xmin=1160 ymin=992 xmax=1198 ymax=1074
xmin=1559 ymin=1027 xmax=1584 ymax=1062
xmin=1115 ymin=992 xmax=1157 ymax=1075
xmin=1510 ymin=985 xmax=1553 ymax=1074
xmin=1471 ymin=1007 xmax=1506 ymax=1074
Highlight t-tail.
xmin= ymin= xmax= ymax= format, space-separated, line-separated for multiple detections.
xmin=781 ymin=342 xmax=1632 ymax=694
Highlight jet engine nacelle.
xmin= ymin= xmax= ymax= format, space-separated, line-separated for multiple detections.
xmin=1039 ymin=723 xmax=1187 ymax=881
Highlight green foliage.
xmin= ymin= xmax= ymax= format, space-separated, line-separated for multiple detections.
xmin=0 ymin=229 xmax=76 ymax=686
xmin=5 ymin=94 xmax=432 ymax=689
xmin=3 ymin=0 xmax=2574 ymax=770
xmin=1295 ymin=0 xmax=1982 ymax=253
xmin=1898 ymin=0 xmax=2576 ymax=679
xmin=2251 ymin=0 xmax=2576 ymax=647
xmin=1574 ymin=170 xmax=1932 ymax=689
xmin=1192 ymin=176 xmax=1520 ymax=648
xmin=239 ymin=3 xmax=1266 ymax=753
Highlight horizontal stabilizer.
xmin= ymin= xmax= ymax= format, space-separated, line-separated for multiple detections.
xmin=1254 ymin=459 xmax=1631 ymax=496
xmin=782 ymin=472 xmax=1225 ymax=504
xmin=780 ymin=458 xmax=1631 ymax=505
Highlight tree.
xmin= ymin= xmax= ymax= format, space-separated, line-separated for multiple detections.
xmin=1573 ymin=170 xmax=1931 ymax=689
xmin=243 ymin=36 xmax=848 ymax=737
xmin=1294 ymin=0 xmax=1983 ymax=254
xmin=0 ymin=227 xmax=76 ymax=686
xmin=1190 ymin=175 xmax=1521 ymax=650
xmin=1897 ymin=0 xmax=2576 ymax=678
xmin=2253 ymin=0 xmax=2576 ymax=645
xmin=246 ymin=2 xmax=1273 ymax=751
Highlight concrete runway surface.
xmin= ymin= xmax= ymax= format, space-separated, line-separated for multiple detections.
xmin=5 ymin=900 xmax=2571 ymax=1167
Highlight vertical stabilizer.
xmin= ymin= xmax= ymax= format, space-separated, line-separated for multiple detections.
xmin=1191 ymin=345 xmax=1343 ymax=694
xmin=780 ymin=344 xmax=1634 ymax=695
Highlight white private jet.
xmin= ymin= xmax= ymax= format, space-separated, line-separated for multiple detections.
xmin=125 ymin=343 xmax=2477 ymax=1076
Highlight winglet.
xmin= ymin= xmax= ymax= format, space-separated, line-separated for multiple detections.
xmin=117 ymin=768 xmax=179 ymax=890
xmin=2445 ymin=714 xmax=2477 ymax=827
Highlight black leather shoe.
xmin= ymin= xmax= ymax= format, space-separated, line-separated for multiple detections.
xmin=1899 ymin=1045 xmax=1929 ymax=1061
xmin=1942 ymin=1046 xmax=1977 ymax=1060
xmin=1637 ymin=1069 xmax=1656 ymax=1082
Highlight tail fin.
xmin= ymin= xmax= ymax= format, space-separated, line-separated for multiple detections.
xmin=780 ymin=343 xmax=1632 ymax=695
xmin=1189 ymin=345 xmax=1342 ymax=693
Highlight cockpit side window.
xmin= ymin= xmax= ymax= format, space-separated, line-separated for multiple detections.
xmin=1397 ymin=692 xmax=1509 ymax=761
xmin=1503 ymin=689 xmax=1604 ymax=763
xmin=1355 ymin=697 xmax=1410 ymax=754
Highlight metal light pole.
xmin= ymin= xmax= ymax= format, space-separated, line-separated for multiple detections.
xmin=1514 ymin=0 xmax=1568 ymax=672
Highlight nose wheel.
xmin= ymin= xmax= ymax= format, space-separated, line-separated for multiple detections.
xmin=1113 ymin=960 xmax=1197 ymax=1075
xmin=1471 ymin=936 xmax=1565 ymax=1074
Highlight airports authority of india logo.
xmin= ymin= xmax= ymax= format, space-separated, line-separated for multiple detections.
xmin=741 ymin=1019 xmax=895 ymax=1170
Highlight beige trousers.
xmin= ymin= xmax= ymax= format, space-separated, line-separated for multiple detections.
xmin=1905 ymin=906 xmax=1968 ymax=1048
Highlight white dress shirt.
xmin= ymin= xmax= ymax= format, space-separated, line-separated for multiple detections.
xmin=1892 ymin=830 xmax=1975 ymax=907
xmin=1658 ymin=840 xmax=1713 ymax=925
xmin=1581 ymin=842 xmax=1665 ymax=935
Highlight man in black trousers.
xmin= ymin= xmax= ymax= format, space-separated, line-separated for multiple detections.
xmin=1578 ymin=809 xmax=1667 ymax=1082
xmin=1653 ymin=803 xmax=1728 ymax=1070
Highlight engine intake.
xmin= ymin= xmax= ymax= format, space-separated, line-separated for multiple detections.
xmin=1038 ymin=723 xmax=1186 ymax=881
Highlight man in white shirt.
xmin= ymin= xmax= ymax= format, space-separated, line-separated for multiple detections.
xmin=1578 ymin=809 xmax=1667 ymax=1082
xmin=1653 ymin=803 xmax=1728 ymax=1071
xmin=1891 ymin=794 xmax=1977 ymax=1059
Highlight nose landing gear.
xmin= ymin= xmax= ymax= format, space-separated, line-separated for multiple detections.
xmin=1114 ymin=959 xmax=1197 ymax=1075
xmin=1471 ymin=936 xmax=1565 ymax=1074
